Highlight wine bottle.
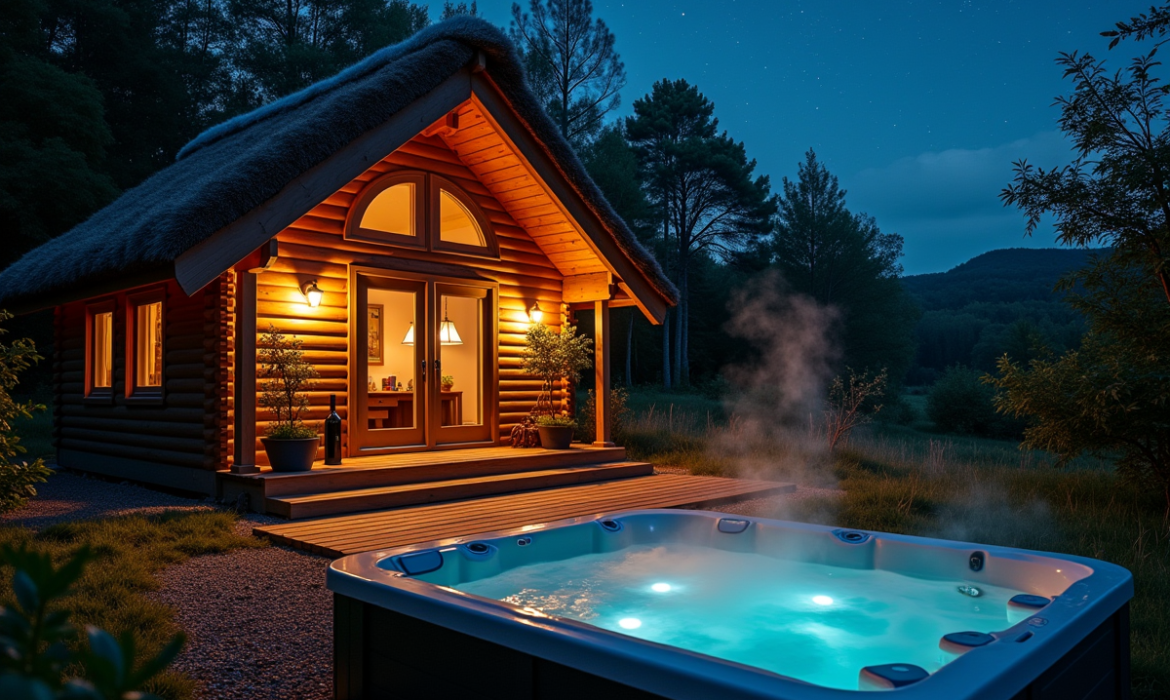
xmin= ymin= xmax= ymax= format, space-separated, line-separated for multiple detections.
xmin=325 ymin=394 xmax=342 ymax=465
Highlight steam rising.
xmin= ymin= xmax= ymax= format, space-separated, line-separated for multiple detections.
xmin=714 ymin=272 xmax=841 ymax=486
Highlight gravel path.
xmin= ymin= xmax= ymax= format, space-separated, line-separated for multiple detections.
xmin=151 ymin=546 xmax=332 ymax=700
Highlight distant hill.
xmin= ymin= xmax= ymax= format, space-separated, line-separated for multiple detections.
xmin=899 ymin=248 xmax=1105 ymax=385
xmin=902 ymin=248 xmax=1104 ymax=311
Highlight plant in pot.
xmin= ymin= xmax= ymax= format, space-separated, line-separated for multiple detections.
xmin=441 ymin=375 xmax=455 ymax=392
xmin=258 ymin=324 xmax=320 ymax=472
xmin=520 ymin=321 xmax=592 ymax=449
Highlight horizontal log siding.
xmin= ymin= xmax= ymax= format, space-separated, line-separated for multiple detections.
xmin=262 ymin=134 xmax=563 ymax=454
xmin=55 ymin=279 xmax=228 ymax=471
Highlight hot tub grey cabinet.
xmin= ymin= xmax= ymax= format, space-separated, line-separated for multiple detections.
xmin=333 ymin=594 xmax=1130 ymax=700
xmin=335 ymin=594 xmax=669 ymax=699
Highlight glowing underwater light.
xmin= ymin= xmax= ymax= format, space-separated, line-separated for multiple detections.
xmin=651 ymin=583 xmax=672 ymax=593
xmin=618 ymin=618 xmax=642 ymax=630
xmin=812 ymin=595 xmax=834 ymax=606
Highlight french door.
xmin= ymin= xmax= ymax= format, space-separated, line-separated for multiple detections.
xmin=353 ymin=270 xmax=496 ymax=453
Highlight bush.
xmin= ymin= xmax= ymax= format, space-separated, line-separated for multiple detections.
xmin=0 ymin=311 xmax=51 ymax=513
xmin=926 ymin=366 xmax=1022 ymax=438
xmin=0 ymin=545 xmax=182 ymax=699
xmin=535 ymin=415 xmax=576 ymax=429
xmin=574 ymin=387 xmax=629 ymax=443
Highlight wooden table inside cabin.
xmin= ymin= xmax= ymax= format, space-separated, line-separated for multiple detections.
xmin=368 ymin=391 xmax=463 ymax=427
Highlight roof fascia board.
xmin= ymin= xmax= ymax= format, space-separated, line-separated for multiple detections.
xmin=175 ymin=68 xmax=474 ymax=295
xmin=468 ymin=74 xmax=668 ymax=324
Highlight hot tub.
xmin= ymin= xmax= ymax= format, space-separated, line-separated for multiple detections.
xmin=327 ymin=509 xmax=1132 ymax=700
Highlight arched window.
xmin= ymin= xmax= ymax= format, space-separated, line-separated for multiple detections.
xmin=438 ymin=190 xmax=485 ymax=247
xmin=346 ymin=171 xmax=497 ymax=258
xmin=347 ymin=172 xmax=426 ymax=248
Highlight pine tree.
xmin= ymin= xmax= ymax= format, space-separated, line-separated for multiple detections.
xmin=626 ymin=79 xmax=774 ymax=385
xmin=509 ymin=0 xmax=625 ymax=145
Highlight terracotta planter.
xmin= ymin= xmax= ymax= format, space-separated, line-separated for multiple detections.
xmin=261 ymin=436 xmax=319 ymax=472
xmin=537 ymin=425 xmax=574 ymax=450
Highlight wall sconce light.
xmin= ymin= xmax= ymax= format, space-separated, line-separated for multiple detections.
xmin=402 ymin=322 xmax=415 ymax=345
xmin=301 ymin=280 xmax=323 ymax=308
xmin=528 ymin=302 xmax=543 ymax=325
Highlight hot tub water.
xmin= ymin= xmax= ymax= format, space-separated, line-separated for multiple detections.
xmin=455 ymin=542 xmax=1024 ymax=691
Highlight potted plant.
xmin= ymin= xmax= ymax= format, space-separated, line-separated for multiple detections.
xmin=520 ymin=321 xmax=592 ymax=449
xmin=258 ymin=324 xmax=320 ymax=472
xmin=441 ymin=375 xmax=455 ymax=391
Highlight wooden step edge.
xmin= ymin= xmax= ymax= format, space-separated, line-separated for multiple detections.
xmin=269 ymin=463 xmax=653 ymax=519
xmin=260 ymin=447 xmax=629 ymax=497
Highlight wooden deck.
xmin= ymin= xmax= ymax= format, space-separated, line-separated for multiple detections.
xmin=254 ymin=473 xmax=794 ymax=557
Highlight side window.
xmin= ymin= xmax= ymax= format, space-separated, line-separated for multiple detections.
xmin=85 ymin=302 xmax=115 ymax=398
xmin=126 ymin=290 xmax=165 ymax=399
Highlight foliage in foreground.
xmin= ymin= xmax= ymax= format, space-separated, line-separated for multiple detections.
xmin=0 ymin=310 xmax=51 ymax=514
xmin=0 ymin=546 xmax=182 ymax=699
xmin=0 ymin=510 xmax=263 ymax=699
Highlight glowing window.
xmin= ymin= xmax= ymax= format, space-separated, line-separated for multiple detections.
xmin=439 ymin=190 xmax=486 ymax=247
xmin=90 ymin=311 xmax=113 ymax=391
xmin=134 ymin=302 xmax=163 ymax=389
xmin=360 ymin=183 xmax=414 ymax=236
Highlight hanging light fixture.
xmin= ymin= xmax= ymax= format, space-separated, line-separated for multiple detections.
xmin=439 ymin=298 xmax=462 ymax=345
xmin=301 ymin=280 xmax=323 ymax=308
xmin=528 ymin=302 xmax=543 ymax=325
xmin=401 ymin=321 xmax=415 ymax=345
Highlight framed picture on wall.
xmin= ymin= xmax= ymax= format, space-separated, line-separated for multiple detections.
xmin=368 ymin=304 xmax=384 ymax=366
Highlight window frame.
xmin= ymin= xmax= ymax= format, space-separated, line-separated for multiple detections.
xmin=429 ymin=175 xmax=499 ymax=259
xmin=345 ymin=171 xmax=427 ymax=249
xmin=125 ymin=287 xmax=166 ymax=403
xmin=344 ymin=171 xmax=498 ymax=260
xmin=84 ymin=299 xmax=117 ymax=403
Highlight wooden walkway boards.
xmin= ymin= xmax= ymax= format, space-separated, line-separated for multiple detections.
xmin=254 ymin=474 xmax=794 ymax=557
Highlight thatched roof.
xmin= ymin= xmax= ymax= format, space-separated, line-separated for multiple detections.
xmin=0 ymin=17 xmax=676 ymax=310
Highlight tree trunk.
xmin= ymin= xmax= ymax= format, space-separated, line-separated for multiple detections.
xmin=662 ymin=310 xmax=672 ymax=388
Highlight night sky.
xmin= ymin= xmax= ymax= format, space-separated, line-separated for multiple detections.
xmin=436 ymin=1 xmax=1140 ymax=274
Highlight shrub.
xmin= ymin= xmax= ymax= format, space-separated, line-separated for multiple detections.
xmin=574 ymin=387 xmax=630 ymax=443
xmin=0 ymin=545 xmax=182 ymax=699
xmin=521 ymin=323 xmax=592 ymax=418
xmin=0 ymin=310 xmax=51 ymax=513
xmin=926 ymin=366 xmax=1022 ymax=438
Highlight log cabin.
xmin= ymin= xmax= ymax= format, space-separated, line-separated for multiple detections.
xmin=0 ymin=18 xmax=677 ymax=514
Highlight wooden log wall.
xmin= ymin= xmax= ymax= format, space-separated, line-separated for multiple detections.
xmin=259 ymin=133 xmax=563 ymax=456
xmin=55 ymin=277 xmax=231 ymax=472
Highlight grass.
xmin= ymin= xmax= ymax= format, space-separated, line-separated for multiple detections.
xmin=0 ymin=510 xmax=265 ymax=699
xmin=621 ymin=387 xmax=1170 ymax=699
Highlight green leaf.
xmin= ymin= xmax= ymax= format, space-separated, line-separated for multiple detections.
xmin=85 ymin=626 xmax=125 ymax=688
xmin=11 ymin=571 xmax=39 ymax=614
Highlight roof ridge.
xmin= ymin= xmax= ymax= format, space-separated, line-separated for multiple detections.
xmin=176 ymin=16 xmax=512 ymax=160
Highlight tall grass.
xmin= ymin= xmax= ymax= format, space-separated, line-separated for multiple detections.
xmin=621 ymin=388 xmax=1170 ymax=699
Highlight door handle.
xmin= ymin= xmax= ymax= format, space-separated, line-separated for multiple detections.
xmin=434 ymin=359 xmax=441 ymax=374
xmin=420 ymin=360 xmax=427 ymax=380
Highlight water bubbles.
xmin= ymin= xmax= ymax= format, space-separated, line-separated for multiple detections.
xmin=957 ymin=585 xmax=982 ymax=598
xmin=618 ymin=617 xmax=642 ymax=630
xmin=812 ymin=595 xmax=834 ymax=606
xmin=651 ymin=582 xmax=672 ymax=593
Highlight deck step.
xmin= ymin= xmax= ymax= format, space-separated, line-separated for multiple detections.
xmin=229 ymin=445 xmax=628 ymax=498
xmin=265 ymin=461 xmax=654 ymax=519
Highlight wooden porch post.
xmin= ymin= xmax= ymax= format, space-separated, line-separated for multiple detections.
xmin=231 ymin=270 xmax=259 ymax=474
xmin=593 ymin=299 xmax=614 ymax=447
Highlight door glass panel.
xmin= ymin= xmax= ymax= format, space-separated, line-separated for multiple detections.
xmin=439 ymin=190 xmax=485 ymax=247
xmin=366 ymin=287 xmax=417 ymax=431
xmin=438 ymin=294 xmax=482 ymax=427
